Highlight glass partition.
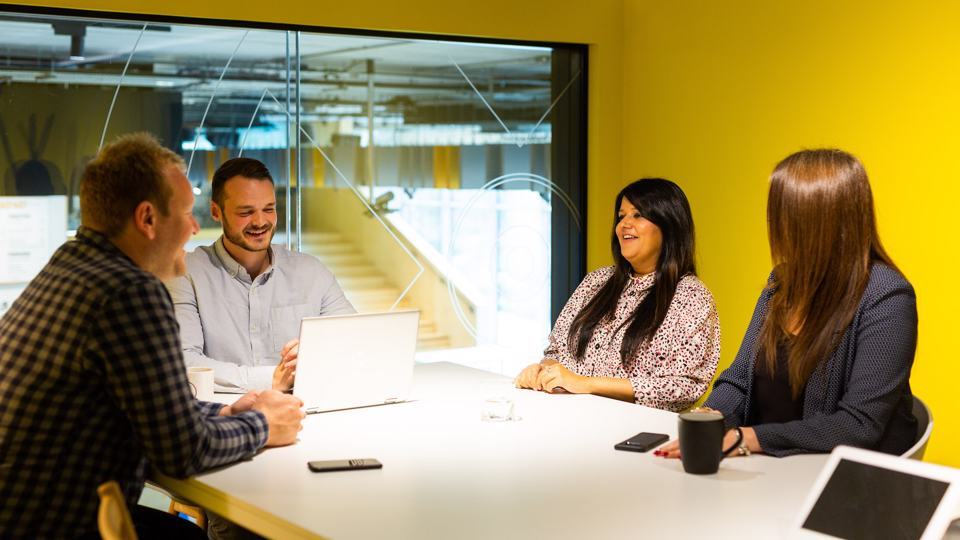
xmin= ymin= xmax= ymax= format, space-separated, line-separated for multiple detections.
xmin=0 ymin=8 xmax=586 ymax=375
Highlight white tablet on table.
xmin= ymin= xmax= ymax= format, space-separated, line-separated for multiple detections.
xmin=794 ymin=445 xmax=960 ymax=540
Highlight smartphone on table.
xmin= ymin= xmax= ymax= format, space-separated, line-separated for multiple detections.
xmin=307 ymin=458 xmax=383 ymax=472
xmin=614 ymin=432 xmax=669 ymax=453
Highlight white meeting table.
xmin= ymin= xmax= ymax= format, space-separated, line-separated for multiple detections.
xmin=154 ymin=361 xmax=830 ymax=539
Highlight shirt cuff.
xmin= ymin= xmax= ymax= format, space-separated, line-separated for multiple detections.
xmin=198 ymin=400 xmax=228 ymax=416
xmin=248 ymin=365 xmax=276 ymax=391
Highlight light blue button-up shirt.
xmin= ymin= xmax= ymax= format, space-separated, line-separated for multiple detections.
xmin=166 ymin=237 xmax=355 ymax=392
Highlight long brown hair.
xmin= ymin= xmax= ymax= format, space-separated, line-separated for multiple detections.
xmin=759 ymin=149 xmax=898 ymax=397
xmin=567 ymin=178 xmax=697 ymax=366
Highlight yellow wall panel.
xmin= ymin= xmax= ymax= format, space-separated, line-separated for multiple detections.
xmin=622 ymin=0 xmax=960 ymax=466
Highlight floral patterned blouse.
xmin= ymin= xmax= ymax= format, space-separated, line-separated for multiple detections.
xmin=543 ymin=266 xmax=721 ymax=412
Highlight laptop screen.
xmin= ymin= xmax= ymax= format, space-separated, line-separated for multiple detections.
xmin=802 ymin=458 xmax=950 ymax=540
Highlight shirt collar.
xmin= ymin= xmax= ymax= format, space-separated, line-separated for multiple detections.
xmin=630 ymin=271 xmax=657 ymax=292
xmin=75 ymin=226 xmax=133 ymax=261
xmin=213 ymin=236 xmax=275 ymax=283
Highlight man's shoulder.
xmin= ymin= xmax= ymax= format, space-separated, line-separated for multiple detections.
xmin=272 ymin=244 xmax=332 ymax=274
xmin=184 ymin=242 xmax=221 ymax=268
xmin=58 ymin=236 xmax=156 ymax=294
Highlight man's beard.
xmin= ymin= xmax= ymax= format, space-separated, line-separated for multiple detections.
xmin=222 ymin=215 xmax=274 ymax=252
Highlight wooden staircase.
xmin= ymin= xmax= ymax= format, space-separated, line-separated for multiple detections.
xmin=300 ymin=231 xmax=451 ymax=350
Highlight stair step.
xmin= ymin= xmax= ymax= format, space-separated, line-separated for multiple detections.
xmin=300 ymin=232 xmax=344 ymax=244
xmin=346 ymin=287 xmax=401 ymax=298
xmin=328 ymin=264 xmax=380 ymax=278
xmin=339 ymin=275 xmax=390 ymax=289
xmin=313 ymin=253 xmax=367 ymax=267
xmin=303 ymin=243 xmax=356 ymax=256
xmin=300 ymin=230 xmax=455 ymax=351
xmin=417 ymin=334 xmax=451 ymax=350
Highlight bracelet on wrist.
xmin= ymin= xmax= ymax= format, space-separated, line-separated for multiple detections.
xmin=735 ymin=427 xmax=751 ymax=456
xmin=722 ymin=427 xmax=743 ymax=455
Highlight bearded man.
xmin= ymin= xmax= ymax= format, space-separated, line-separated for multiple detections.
xmin=167 ymin=158 xmax=355 ymax=393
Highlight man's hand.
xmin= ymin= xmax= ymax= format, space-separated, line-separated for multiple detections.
xmin=252 ymin=389 xmax=305 ymax=447
xmin=536 ymin=363 xmax=588 ymax=394
xmin=219 ymin=391 xmax=261 ymax=417
xmin=272 ymin=338 xmax=299 ymax=392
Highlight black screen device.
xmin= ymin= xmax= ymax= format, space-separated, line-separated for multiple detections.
xmin=307 ymin=458 xmax=383 ymax=472
xmin=614 ymin=432 xmax=669 ymax=452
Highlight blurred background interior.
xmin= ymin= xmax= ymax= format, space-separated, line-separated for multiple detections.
xmin=0 ymin=11 xmax=588 ymax=376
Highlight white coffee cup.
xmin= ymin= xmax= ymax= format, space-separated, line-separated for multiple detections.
xmin=186 ymin=367 xmax=215 ymax=402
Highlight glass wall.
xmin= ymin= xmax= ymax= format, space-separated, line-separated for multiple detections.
xmin=0 ymin=8 xmax=586 ymax=375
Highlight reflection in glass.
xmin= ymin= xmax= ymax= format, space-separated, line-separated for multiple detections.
xmin=0 ymin=9 xmax=584 ymax=375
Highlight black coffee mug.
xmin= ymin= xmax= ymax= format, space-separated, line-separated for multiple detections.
xmin=678 ymin=410 xmax=737 ymax=474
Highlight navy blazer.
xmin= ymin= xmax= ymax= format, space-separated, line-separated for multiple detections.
xmin=705 ymin=263 xmax=918 ymax=457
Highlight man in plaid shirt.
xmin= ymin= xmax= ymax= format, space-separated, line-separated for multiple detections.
xmin=0 ymin=133 xmax=305 ymax=539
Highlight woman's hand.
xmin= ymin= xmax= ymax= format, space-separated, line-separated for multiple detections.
xmin=654 ymin=439 xmax=681 ymax=458
xmin=515 ymin=363 xmax=544 ymax=390
xmin=654 ymin=427 xmax=760 ymax=458
xmin=536 ymin=363 xmax=588 ymax=394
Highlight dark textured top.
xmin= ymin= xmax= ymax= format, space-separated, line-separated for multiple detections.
xmin=0 ymin=228 xmax=269 ymax=538
xmin=750 ymin=343 xmax=805 ymax=425
xmin=705 ymin=263 xmax=918 ymax=457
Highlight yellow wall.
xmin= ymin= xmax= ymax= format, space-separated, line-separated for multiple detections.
xmin=10 ymin=0 xmax=955 ymax=466
xmin=622 ymin=0 xmax=960 ymax=466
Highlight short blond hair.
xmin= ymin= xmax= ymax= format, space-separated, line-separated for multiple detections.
xmin=80 ymin=132 xmax=185 ymax=237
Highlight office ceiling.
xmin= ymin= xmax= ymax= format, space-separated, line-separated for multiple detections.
xmin=0 ymin=12 xmax=555 ymax=129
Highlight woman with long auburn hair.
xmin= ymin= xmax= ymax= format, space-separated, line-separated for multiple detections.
xmin=659 ymin=149 xmax=918 ymax=459
xmin=514 ymin=178 xmax=720 ymax=411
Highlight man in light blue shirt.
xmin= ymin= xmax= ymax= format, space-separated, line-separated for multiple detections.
xmin=167 ymin=158 xmax=355 ymax=392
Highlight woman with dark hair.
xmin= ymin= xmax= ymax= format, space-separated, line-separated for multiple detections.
xmin=515 ymin=178 xmax=720 ymax=412
xmin=659 ymin=148 xmax=918 ymax=459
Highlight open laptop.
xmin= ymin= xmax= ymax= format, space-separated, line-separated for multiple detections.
xmin=793 ymin=445 xmax=960 ymax=540
xmin=294 ymin=310 xmax=420 ymax=414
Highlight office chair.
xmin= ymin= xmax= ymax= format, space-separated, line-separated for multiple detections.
xmin=97 ymin=481 xmax=138 ymax=540
xmin=168 ymin=499 xmax=207 ymax=530
xmin=903 ymin=395 xmax=933 ymax=460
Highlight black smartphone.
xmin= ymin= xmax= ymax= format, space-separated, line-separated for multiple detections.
xmin=614 ymin=432 xmax=669 ymax=453
xmin=307 ymin=458 xmax=383 ymax=472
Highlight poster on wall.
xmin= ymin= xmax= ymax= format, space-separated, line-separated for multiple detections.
xmin=0 ymin=196 xmax=67 ymax=316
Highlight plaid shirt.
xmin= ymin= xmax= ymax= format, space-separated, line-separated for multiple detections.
xmin=0 ymin=227 xmax=268 ymax=539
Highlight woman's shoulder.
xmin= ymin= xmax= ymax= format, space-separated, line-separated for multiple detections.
xmin=673 ymin=274 xmax=716 ymax=307
xmin=581 ymin=265 xmax=616 ymax=285
xmin=676 ymin=273 xmax=713 ymax=295
xmin=863 ymin=262 xmax=915 ymax=303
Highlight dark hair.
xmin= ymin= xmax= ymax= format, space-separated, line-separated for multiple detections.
xmin=567 ymin=178 xmax=697 ymax=366
xmin=80 ymin=132 xmax=184 ymax=238
xmin=759 ymin=148 xmax=898 ymax=397
xmin=211 ymin=157 xmax=274 ymax=207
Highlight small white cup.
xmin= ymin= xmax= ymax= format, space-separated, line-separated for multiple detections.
xmin=481 ymin=397 xmax=515 ymax=422
xmin=187 ymin=367 xmax=215 ymax=402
